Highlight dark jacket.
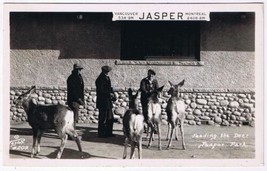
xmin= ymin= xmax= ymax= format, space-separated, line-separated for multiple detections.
xmin=140 ymin=77 xmax=159 ymax=105
xmin=67 ymin=70 xmax=84 ymax=106
xmin=95 ymin=72 xmax=115 ymax=110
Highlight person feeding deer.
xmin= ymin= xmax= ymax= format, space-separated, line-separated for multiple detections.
xmin=139 ymin=69 xmax=159 ymax=133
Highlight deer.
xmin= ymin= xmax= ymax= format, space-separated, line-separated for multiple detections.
xmin=166 ymin=80 xmax=186 ymax=150
xmin=122 ymin=88 xmax=144 ymax=159
xmin=146 ymin=86 xmax=164 ymax=150
xmin=13 ymin=86 xmax=83 ymax=159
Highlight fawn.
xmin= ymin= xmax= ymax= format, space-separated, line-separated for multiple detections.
xmin=123 ymin=88 xmax=144 ymax=159
xmin=146 ymin=86 xmax=164 ymax=150
xmin=166 ymin=80 xmax=186 ymax=150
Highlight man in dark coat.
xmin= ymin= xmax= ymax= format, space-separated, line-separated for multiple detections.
xmin=67 ymin=63 xmax=85 ymax=129
xmin=140 ymin=69 xmax=159 ymax=131
xmin=95 ymin=65 xmax=117 ymax=138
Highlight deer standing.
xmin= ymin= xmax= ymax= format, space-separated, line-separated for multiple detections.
xmin=13 ymin=86 xmax=83 ymax=159
xmin=146 ymin=86 xmax=164 ymax=150
xmin=123 ymin=88 xmax=144 ymax=159
xmin=166 ymin=80 xmax=186 ymax=150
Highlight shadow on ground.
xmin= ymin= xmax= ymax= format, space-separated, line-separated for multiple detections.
xmin=10 ymin=148 xmax=92 ymax=159
xmin=9 ymin=150 xmax=32 ymax=158
xmin=76 ymin=126 xmax=125 ymax=146
xmin=10 ymin=128 xmax=59 ymax=139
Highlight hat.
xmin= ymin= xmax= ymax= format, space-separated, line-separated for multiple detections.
xmin=101 ymin=65 xmax=112 ymax=72
xmin=73 ymin=63 xmax=83 ymax=70
xmin=148 ymin=69 xmax=156 ymax=75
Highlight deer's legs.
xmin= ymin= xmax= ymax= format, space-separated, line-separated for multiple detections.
xmin=175 ymin=126 xmax=179 ymax=141
xmin=123 ymin=138 xmax=129 ymax=159
xmin=145 ymin=124 xmax=150 ymax=140
xmin=130 ymin=142 xmax=136 ymax=159
xmin=74 ymin=136 xmax=82 ymax=153
xmin=151 ymin=123 xmax=155 ymax=141
xmin=137 ymin=140 xmax=142 ymax=159
xmin=72 ymin=133 xmax=83 ymax=158
xmin=152 ymin=127 xmax=155 ymax=141
xmin=31 ymin=129 xmax=38 ymax=158
xmin=57 ymin=134 xmax=68 ymax=159
xmin=146 ymin=125 xmax=150 ymax=140
xmin=157 ymin=124 xmax=162 ymax=150
xmin=166 ymin=122 xmax=175 ymax=150
xmin=69 ymin=130 xmax=82 ymax=153
xmin=180 ymin=123 xmax=186 ymax=150
xmin=65 ymin=126 xmax=83 ymax=157
xmin=146 ymin=122 xmax=154 ymax=141
xmin=147 ymin=124 xmax=154 ymax=148
xmin=166 ymin=123 xmax=178 ymax=141
xmin=166 ymin=123 xmax=171 ymax=141
xmin=175 ymin=120 xmax=179 ymax=141
xmin=36 ymin=129 xmax=44 ymax=155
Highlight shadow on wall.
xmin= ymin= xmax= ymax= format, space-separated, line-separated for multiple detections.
xmin=10 ymin=12 xmax=255 ymax=60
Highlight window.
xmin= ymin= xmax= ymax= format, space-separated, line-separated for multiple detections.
xmin=121 ymin=21 xmax=200 ymax=61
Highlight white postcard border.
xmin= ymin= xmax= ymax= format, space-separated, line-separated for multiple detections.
xmin=1 ymin=1 xmax=265 ymax=170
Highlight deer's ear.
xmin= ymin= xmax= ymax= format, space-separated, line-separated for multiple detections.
xmin=25 ymin=86 xmax=36 ymax=94
xmin=177 ymin=80 xmax=185 ymax=87
xmin=29 ymin=86 xmax=36 ymax=94
xmin=157 ymin=86 xmax=164 ymax=92
xmin=168 ymin=81 xmax=174 ymax=87
xmin=128 ymin=88 xmax=133 ymax=96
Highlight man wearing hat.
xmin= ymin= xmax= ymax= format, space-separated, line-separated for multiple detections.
xmin=95 ymin=65 xmax=117 ymax=138
xmin=140 ymin=69 xmax=159 ymax=131
xmin=67 ymin=63 xmax=85 ymax=129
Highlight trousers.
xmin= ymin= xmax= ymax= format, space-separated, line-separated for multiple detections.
xmin=141 ymin=101 xmax=149 ymax=122
xmin=98 ymin=110 xmax=114 ymax=137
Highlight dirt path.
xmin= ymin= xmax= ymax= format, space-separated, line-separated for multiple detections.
xmin=9 ymin=122 xmax=255 ymax=160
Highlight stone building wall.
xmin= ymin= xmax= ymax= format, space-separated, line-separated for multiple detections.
xmin=10 ymin=87 xmax=255 ymax=127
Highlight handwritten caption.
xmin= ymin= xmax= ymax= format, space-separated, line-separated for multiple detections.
xmin=10 ymin=135 xmax=29 ymax=151
xmin=192 ymin=133 xmax=249 ymax=149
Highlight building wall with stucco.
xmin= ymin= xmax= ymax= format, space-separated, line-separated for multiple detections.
xmin=10 ymin=12 xmax=255 ymax=90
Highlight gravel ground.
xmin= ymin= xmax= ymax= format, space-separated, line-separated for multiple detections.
xmin=9 ymin=122 xmax=255 ymax=160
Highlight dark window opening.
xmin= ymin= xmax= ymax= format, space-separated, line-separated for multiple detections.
xmin=121 ymin=21 xmax=200 ymax=61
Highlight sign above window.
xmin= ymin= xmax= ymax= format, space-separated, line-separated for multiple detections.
xmin=113 ymin=11 xmax=210 ymax=21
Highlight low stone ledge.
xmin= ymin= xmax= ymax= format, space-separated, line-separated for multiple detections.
xmin=181 ymin=88 xmax=255 ymax=93
xmin=115 ymin=60 xmax=204 ymax=66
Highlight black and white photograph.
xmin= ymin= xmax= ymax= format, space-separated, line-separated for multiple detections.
xmin=1 ymin=0 xmax=265 ymax=169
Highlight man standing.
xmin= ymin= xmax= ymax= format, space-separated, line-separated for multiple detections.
xmin=95 ymin=65 xmax=117 ymax=138
xmin=67 ymin=63 xmax=85 ymax=129
xmin=140 ymin=69 xmax=159 ymax=130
